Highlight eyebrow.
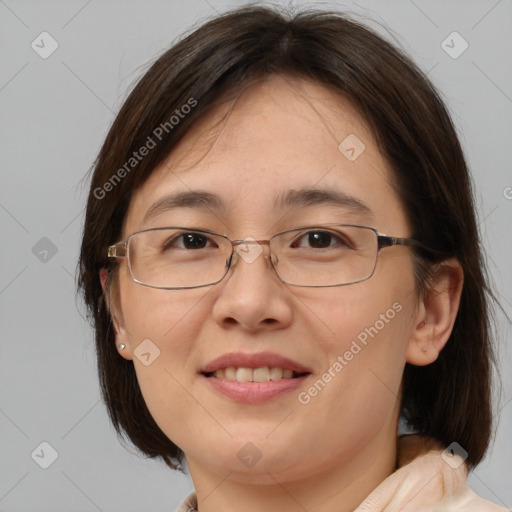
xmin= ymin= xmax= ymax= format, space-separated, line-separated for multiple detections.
xmin=276 ymin=188 xmax=373 ymax=216
xmin=142 ymin=187 xmax=373 ymax=225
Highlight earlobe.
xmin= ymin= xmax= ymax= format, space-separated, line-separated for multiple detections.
xmin=111 ymin=311 xmax=133 ymax=361
xmin=113 ymin=325 xmax=133 ymax=361
xmin=406 ymin=320 xmax=437 ymax=366
xmin=98 ymin=268 xmax=133 ymax=361
xmin=406 ymin=258 xmax=464 ymax=367
xmin=112 ymin=319 xmax=133 ymax=361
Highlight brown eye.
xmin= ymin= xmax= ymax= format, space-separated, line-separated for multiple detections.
xmin=163 ymin=232 xmax=215 ymax=250
xmin=292 ymin=230 xmax=350 ymax=250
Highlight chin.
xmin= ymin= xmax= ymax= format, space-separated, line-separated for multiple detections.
xmin=190 ymin=432 xmax=318 ymax=479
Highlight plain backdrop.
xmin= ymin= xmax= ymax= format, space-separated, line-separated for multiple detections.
xmin=0 ymin=1 xmax=511 ymax=511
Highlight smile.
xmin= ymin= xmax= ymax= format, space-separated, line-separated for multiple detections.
xmin=204 ymin=366 xmax=307 ymax=382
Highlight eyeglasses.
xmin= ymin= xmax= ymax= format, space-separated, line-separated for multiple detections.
xmin=106 ymin=224 xmax=432 ymax=289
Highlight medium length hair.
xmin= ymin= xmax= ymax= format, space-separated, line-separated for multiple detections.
xmin=78 ymin=5 xmax=498 ymax=470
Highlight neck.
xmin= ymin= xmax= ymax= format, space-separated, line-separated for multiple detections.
xmin=186 ymin=427 xmax=397 ymax=512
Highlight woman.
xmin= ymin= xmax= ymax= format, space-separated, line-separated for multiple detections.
xmin=78 ymin=5 xmax=509 ymax=511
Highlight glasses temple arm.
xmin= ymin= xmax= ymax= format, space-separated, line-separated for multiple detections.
xmin=377 ymin=235 xmax=443 ymax=255
xmin=107 ymin=242 xmax=127 ymax=259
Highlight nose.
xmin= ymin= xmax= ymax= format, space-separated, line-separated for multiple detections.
xmin=211 ymin=240 xmax=293 ymax=331
xmin=225 ymin=239 xmax=279 ymax=273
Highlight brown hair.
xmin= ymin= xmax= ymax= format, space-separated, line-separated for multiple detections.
xmin=77 ymin=5 xmax=499 ymax=471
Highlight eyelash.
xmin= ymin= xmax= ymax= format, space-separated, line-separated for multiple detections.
xmin=163 ymin=230 xmax=350 ymax=250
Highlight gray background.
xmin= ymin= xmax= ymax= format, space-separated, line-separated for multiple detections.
xmin=1 ymin=0 xmax=511 ymax=511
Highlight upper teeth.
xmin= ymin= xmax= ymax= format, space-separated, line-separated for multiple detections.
xmin=213 ymin=367 xmax=295 ymax=382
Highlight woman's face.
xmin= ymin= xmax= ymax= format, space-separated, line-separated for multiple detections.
xmin=113 ymin=75 xmax=421 ymax=483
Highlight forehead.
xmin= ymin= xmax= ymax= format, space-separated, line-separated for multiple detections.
xmin=123 ymin=75 xmax=407 ymax=236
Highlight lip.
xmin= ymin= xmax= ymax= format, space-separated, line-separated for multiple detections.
xmin=200 ymin=351 xmax=312 ymax=373
xmin=200 ymin=351 xmax=312 ymax=403
xmin=202 ymin=374 xmax=310 ymax=403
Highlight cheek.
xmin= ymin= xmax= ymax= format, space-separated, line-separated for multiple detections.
xmin=119 ymin=271 xmax=211 ymax=351
xmin=309 ymin=275 xmax=411 ymax=359
xmin=300 ymin=267 xmax=414 ymax=416
xmin=118 ymin=281 xmax=216 ymax=445
xmin=289 ymin=290 xmax=410 ymax=462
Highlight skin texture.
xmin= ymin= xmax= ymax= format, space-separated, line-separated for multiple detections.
xmin=100 ymin=75 xmax=463 ymax=512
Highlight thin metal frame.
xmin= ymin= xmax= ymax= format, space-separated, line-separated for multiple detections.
xmin=106 ymin=224 xmax=433 ymax=289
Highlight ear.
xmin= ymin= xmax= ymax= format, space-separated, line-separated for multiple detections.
xmin=406 ymin=258 xmax=463 ymax=366
xmin=99 ymin=268 xmax=132 ymax=360
xmin=99 ymin=267 xmax=108 ymax=292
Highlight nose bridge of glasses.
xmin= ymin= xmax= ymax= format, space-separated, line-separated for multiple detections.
xmin=227 ymin=238 xmax=277 ymax=269
xmin=231 ymin=239 xmax=271 ymax=247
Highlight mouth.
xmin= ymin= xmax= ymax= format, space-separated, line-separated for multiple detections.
xmin=203 ymin=367 xmax=310 ymax=382
xmin=199 ymin=352 xmax=312 ymax=403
